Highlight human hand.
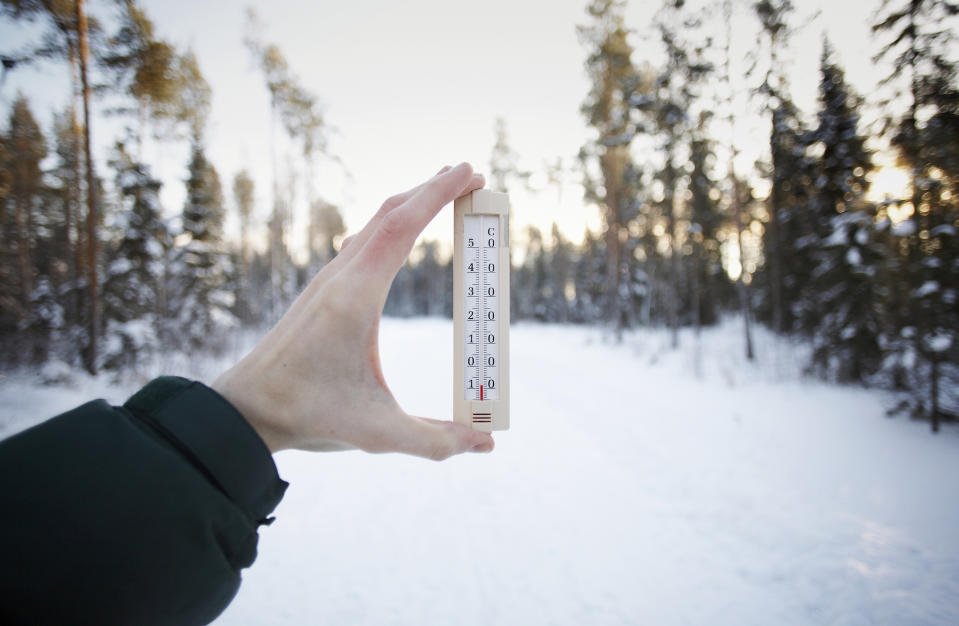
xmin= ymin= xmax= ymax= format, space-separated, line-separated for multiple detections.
xmin=212 ymin=163 xmax=495 ymax=459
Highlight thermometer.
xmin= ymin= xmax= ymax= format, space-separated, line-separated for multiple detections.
xmin=453 ymin=189 xmax=510 ymax=432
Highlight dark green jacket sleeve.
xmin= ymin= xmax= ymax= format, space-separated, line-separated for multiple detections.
xmin=0 ymin=376 xmax=288 ymax=625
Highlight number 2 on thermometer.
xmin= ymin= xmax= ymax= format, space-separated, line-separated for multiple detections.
xmin=453 ymin=190 xmax=510 ymax=432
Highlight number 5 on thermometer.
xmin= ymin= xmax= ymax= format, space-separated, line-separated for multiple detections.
xmin=454 ymin=189 xmax=510 ymax=432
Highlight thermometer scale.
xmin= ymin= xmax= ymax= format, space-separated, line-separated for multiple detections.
xmin=453 ymin=189 xmax=510 ymax=432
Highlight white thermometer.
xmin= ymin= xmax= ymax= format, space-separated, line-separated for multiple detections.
xmin=453 ymin=189 xmax=510 ymax=432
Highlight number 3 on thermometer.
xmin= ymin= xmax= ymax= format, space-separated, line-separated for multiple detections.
xmin=454 ymin=189 xmax=510 ymax=432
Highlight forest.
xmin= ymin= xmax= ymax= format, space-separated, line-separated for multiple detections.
xmin=0 ymin=0 xmax=957 ymax=430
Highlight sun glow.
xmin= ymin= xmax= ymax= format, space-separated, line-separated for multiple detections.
xmin=868 ymin=166 xmax=911 ymax=203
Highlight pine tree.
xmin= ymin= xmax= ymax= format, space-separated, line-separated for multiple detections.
xmin=513 ymin=226 xmax=547 ymax=320
xmin=1 ymin=0 xmax=103 ymax=372
xmin=571 ymin=227 xmax=606 ymax=323
xmin=874 ymin=0 xmax=959 ymax=427
xmin=489 ymin=117 xmax=530 ymax=193
xmin=0 ymin=129 xmax=15 ymax=352
xmin=245 ymin=9 xmax=327 ymax=320
xmin=101 ymin=143 xmax=166 ymax=372
xmin=173 ymin=144 xmax=233 ymax=351
xmin=27 ymin=110 xmax=85 ymax=366
xmin=4 ymin=95 xmax=46 ymax=328
xmin=49 ymin=108 xmax=85 ymax=342
xmin=411 ymin=240 xmax=446 ymax=317
xmin=100 ymin=0 xmax=182 ymax=149
xmin=751 ymin=0 xmax=817 ymax=334
xmin=547 ymin=223 xmax=574 ymax=323
xmin=308 ymin=198 xmax=345 ymax=273
xmin=642 ymin=0 xmax=713 ymax=344
xmin=720 ymin=0 xmax=755 ymax=359
xmin=231 ymin=169 xmax=256 ymax=325
xmin=232 ymin=170 xmax=255 ymax=271
xmin=578 ymin=0 xmax=638 ymax=336
xmin=686 ymin=120 xmax=725 ymax=331
xmin=805 ymin=41 xmax=881 ymax=382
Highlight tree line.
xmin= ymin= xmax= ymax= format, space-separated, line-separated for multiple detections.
xmin=0 ymin=1 xmax=344 ymax=378
xmin=559 ymin=0 xmax=956 ymax=429
xmin=0 ymin=0 xmax=956 ymax=429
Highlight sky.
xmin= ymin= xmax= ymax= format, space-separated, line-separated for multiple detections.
xmin=0 ymin=0 xmax=910 ymax=259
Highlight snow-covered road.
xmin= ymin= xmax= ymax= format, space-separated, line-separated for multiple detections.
xmin=3 ymin=318 xmax=957 ymax=624
xmin=216 ymin=319 xmax=959 ymax=625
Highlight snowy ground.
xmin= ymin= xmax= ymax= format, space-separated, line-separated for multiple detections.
xmin=2 ymin=318 xmax=958 ymax=625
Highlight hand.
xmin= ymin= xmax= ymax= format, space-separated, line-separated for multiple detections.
xmin=212 ymin=163 xmax=495 ymax=459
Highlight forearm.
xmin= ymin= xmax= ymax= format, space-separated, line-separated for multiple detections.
xmin=0 ymin=376 xmax=287 ymax=625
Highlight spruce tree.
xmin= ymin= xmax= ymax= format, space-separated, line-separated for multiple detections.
xmin=547 ymin=223 xmax=574 ymax=324
xmin=5 ymin=95 xmax=46 ymax=327
xmin=805 ymin=41 xmax=881 ymax=382
xmin=686 ymin=122 xmax=725 ymax=330
xmin=750 ymin=0 xmax=819 ymax=334
xmin=1 ymin=95 xmax=63 ymax=364
xmin=0 ymin=129 xmax=17 ymax=356
xmin=571 ymin=227 xmax=607 ymax=324
xmin=101 ymin=143 xmax=166 ymax=372
xmin=874 ymin=0 xmax=959 ymax=427
xmin=513 ymin=226 xmax=547 ymax=321
xmin=173 ymin=144 xmax=233 ymax=351
xmin=50 ymin=109 xmax=85 ymax=342
xmin=28 ymin=112 xmax=82 ymax=366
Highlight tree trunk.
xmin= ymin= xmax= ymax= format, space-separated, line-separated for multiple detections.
xmin=769 ymin=111 xmax=785 ymax=335
xmin=668 ymin=206 xmax=680 ymax=349
xmin=69 ymin=52 xmax=85 ymax=332
xmin=723 ymin=0 xmax=754 ymax=361
xmin=605 ymin=201 xmax=621 ymax=340
xmin=664 ymin=155 xmax=680 ymax=349
xmin=692 ymin=248 xmax=701 ymax=336
xmin=930 ymin=358 xmax=940 ymax=433
xmin=734 ymin=177 xmax=755 ymax=361
xmin=14 ymin=193 xmax=32 ymax=318
xmin=77 ymin=0 xmax=99 ymax=374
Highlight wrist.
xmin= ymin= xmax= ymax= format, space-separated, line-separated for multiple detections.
xmin=211 ymin=365 xmax=292 ymax=454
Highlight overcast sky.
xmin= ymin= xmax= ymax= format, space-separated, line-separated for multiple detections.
xmin=0 ymin=0 xmax=903 ymax=256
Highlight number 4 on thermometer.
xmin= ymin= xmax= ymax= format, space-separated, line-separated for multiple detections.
xmin=453 ymin=189 xmax=510 ymax=432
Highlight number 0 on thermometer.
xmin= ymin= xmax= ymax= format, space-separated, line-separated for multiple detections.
xmin=454 ymin=189 xmax=510 ymax=432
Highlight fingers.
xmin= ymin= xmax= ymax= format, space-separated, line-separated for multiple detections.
xmin=318 ymin=166 xmax=470 ymax=274
xmin=353 ymin=162 xmax=484 ymax=288
xmin=266 ymin=164 xmax=484 ymax=377
xmin=387 ymin=415 xmax=495 ymax=460
xmin=277 ymin=165 xmax=475 ymax=329
xmin=339 ymin=234 xmax=357 ymax=252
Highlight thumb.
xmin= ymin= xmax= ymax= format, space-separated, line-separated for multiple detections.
xmin=391 ymin=415 xmax=495 ymax=461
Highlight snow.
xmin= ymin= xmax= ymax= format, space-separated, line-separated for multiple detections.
xmin=925 ymin=332 xmax=953 ymax=354
xmin=930 ymin=224 xmax=956 ymax=238
xmin=891 ymin=220 xmax=917 ymax=237
xmin=845 ymin=246 xmax=862 ymax=266
xmin=914 ymin=281 xmax=940 ymax=299
xmin=2 ymin=319 xmax=959 ymax=625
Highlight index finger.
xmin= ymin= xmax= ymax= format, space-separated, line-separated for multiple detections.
xmin=352 ymin=162 xmax=485 ymax=288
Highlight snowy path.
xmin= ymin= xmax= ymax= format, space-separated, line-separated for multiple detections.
xmin=2 ymin=319 xmax=957 ymax=624
xmin=213 ymin=319 xmax=959 ymax=625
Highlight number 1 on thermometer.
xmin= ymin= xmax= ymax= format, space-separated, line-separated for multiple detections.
xmin=454 ymin=189 xmax=510 ymax=431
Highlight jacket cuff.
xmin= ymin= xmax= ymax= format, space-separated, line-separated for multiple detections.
xmin=124 ymin=376 xmax=288 ymax=525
